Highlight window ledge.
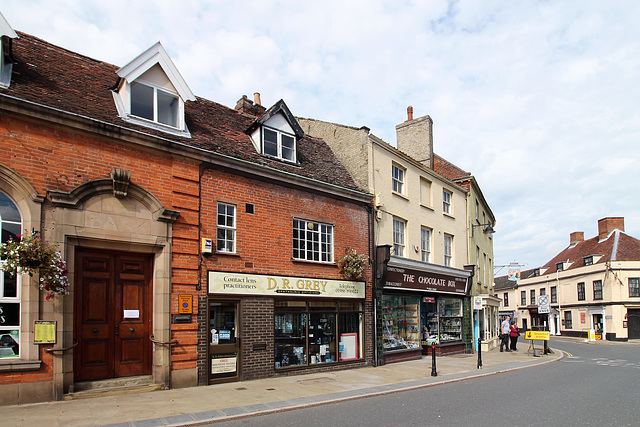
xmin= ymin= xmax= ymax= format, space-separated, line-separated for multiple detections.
xmin=392 ymin=191 xmax=409 ymax=201
xmin=0 ymin=359 xmax=42 ymax=372
xmin=215 ymin=251 xmax=240 ymax=257
xmin=291 ymin=258 xmax=335 ymax=266
xmin=443 ymin=212 xmax=455 ymax=220
xmin=420 ymin=203 xmax=434 ymax=211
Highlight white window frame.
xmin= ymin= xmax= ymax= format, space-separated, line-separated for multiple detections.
xmin=393 ymin=217 xmax=406 ymax=257
xmin=262 ymin=126 xmax=297 ymax=163
xmin=216 ymin=202 xmax=236 ymax=253
xmin=130 ymin=80 xmax=182 ymax=129
xmin=444 ymin=234 xmax=453 ymax=267
xmin=630 ymin=278 xmax=640 ymax=298
xmin=421 ymin=227 xmax=431 ymax=262
xmin=293 ymin=219 xmax=333 ymax=262
xmin=392 ymin=164 xmax=405 ymax=195
xmin=443 ymin=189 xmax=452 ymax=214
xmin=0 ymin=192 xmax=22 ymax=358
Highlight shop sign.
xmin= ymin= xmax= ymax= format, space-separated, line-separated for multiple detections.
xmin=473 ymin=296 xmax=483 ymax=310
xmin=208 ymin=271 xmax=365 ymax=299
xmin=384 ymin=266 xmax=467 ymax=295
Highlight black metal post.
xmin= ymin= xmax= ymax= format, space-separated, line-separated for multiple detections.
xmin=477 ymin=337 xmax=483 ymax=369
xmin=431 ymin=343 xmax=437 ymax=376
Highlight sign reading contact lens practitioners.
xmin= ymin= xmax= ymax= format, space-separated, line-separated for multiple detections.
xmin=208 ymin=271 xmax=365 ymax=299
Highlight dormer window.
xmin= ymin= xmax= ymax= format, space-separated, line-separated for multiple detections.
xmin=556 ymin=262 xmax=564 ymax=272
xmin=263 ymin=127 xmax=296 ymax=162
xmin=114 ymin=42 xmax=195 ymax=137
xmin=583 ymin=256 xmax=593 ymax=266
xmin=130 ymin=81 xmax=179 ymax=127
xmin=248 ymin=99 xmax=303 ymax=164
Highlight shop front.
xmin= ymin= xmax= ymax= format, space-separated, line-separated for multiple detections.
xmin=207 ymin=271 xmax=368 ymax=382
xmin=379 ymin=257 xmax=472 ymax=363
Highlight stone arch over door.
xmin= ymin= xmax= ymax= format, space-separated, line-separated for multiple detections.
xmin=0 ymin=163 xmax=44 ymax=369
xmin=47 ymin=177 xmax=179 ymax=397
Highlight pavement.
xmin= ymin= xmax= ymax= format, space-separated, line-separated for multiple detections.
xmin=6 ymin=344 xmax=563 ymax=427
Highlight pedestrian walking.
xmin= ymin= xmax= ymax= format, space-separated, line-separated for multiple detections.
xmin=500 ymin=316 xmax=511 ymax=352
xmin=509 ymin=320 xmax=519 ymax=351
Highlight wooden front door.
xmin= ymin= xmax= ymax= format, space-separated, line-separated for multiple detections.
xmin=75 ymin=249 xmax=152 ymax=382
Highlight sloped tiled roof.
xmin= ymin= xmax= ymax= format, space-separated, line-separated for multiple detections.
xmin=541 ymin=230 xmax=640 ymax=274
xmin=2 ymin=32 xmax=363 ymax=193
xmin=433 ymin=154 xmax=470 ymax=181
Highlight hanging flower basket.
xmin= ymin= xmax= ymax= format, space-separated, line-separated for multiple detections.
xmin=0 ymin=231 xmax=70 ymax=301
xmin=337 ymin=248 xmax=368 ymax=281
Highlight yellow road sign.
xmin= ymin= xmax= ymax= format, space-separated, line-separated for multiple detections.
xmin=525 ymin=330 xmax=550 ymax=340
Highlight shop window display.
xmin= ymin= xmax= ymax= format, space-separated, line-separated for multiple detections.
xmin=275 ymin=313 xmax=307 ymax=367
xmin=381 ymin=295 xmax=421 ymax=351
xmin=275 ymin=301 xmax=363 ymax=369
xmin=438 ymin=298 xmax=462 ymax=342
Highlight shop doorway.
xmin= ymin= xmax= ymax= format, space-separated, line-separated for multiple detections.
xmin=628 ymin=310 xmax=640 ymax=339
xmin=208 ymin=300 xmax=240 ymax=383
xmin=74 ymin=249 xmax=152 ymax=382
xmin=592 ymin=313 xmax=603 ymax=339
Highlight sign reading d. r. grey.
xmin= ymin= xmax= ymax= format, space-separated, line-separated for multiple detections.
xmin=208 ymin=271 xmax=365 ymax=299
xmin=384 ymin=266 xmax=467 ymax=294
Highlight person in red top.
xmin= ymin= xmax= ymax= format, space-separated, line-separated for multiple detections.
xmin=509 ymin=320 xmax=519 ymax=351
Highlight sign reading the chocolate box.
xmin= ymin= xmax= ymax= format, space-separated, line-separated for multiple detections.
xmin=208 ymin=271 xmax=365 ymax=299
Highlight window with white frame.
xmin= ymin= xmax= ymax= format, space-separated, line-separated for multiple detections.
xmin=130 ymin=81 xmax=179 ymax=128
xmin=216 ymin=202 xmax=236 ymax=253
xmin=540 ymin=288 xmax=546 ymax=296
xmin=593 ymin=280 xmax=603 ymax=300
xmin=475 ymin=246 xmax=480 ymax=283
xmin=530 ymin=289 xmax=536 ymax=304
xmin=392 ymin=164 xmax=405 ymax=195
xmin=503 ymin=293 xmax=509 ymax=307
xmin=475 ymin=200 xmax=479 ymax=219
xmin=577 ymin=282 xmax=585 ymax=301
xmin=420 ymin=227 xmax=431 ymax=262
xmin=293 ymin=219 xmax=333 ymax=262
xmin=442 ymin=189 xmax=452 ymax=214
xmin=263 ymin=127 xmax=296 ymax=163
xmin=444 ymin=234 xmax=453 ymax=267
xmin=630 ymin=278 xmax=640 ymax=297
xmin=393 ymin=217 xmax=406 ymax=257
xmin=521 ymin=290 xmax=526 ymax=305
xmin=551 ymin=286 xmax=557 ymax=303
xmin=0 ymin=192 xmax=22 ymax=358
xmin=483 ymin=253 xmax=488 ymax=286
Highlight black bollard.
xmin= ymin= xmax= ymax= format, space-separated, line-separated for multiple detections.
xmin=477 ymin=337 xmax=483 ymax=369
xmin=431 ymin=343 xmax=437 ymax=376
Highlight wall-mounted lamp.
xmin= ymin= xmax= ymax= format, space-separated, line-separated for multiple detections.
xmin=472 ymin=223 xmax=496 ymax=237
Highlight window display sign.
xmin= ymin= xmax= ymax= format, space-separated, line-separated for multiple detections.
xmin=384 ymin=266 xmax=469 ymax=295
xmin=339 ymin=333 xmax=358 ymax=361
xmin=208 ymin=271 xmax=365 ymax=299
xmin=211 ymin=355 xmax=237 ymax=374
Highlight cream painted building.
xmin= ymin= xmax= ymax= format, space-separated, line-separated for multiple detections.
xmin=496 ymin=217 xmax=640 ymax=341
xmin=299 ymin=108 xmax=476 ymax=361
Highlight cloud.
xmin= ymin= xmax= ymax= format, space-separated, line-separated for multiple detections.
xmin=3 ymin=0 xmax=640 ymax=270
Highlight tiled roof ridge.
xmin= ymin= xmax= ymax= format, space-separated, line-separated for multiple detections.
xmin=433 ymin=153 xmax=470 ymax=179
xmin=297 ymin=116 xmax=369 ymax=132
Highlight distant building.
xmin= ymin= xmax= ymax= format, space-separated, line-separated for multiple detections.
xmin=496 ymin=217 xmax=640 ymax=341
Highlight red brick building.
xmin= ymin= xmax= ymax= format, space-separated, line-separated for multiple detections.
xmin=0 ymin=16 xmax=373 ymax=404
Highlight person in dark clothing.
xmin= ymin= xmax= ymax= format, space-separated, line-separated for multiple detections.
xmin=509 ymin=320 xmax=519 ymax=351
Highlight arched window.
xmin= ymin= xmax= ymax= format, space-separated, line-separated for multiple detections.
xmin=0 ymin=191 xmax=22 ymax=358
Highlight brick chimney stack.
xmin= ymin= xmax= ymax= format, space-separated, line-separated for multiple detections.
xmin=570 ymin=231 xmax=584 ymax=246
xmin=235 ymin=94 xmax=266 ymax=116
xmin=598 ymin=217 xmax=625 ymax=240
xmin=396 ymin=107 xmax=434 ymax=169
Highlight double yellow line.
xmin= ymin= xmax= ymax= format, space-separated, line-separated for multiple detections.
xmin=558 ymin=349 xmax=574 ymax=357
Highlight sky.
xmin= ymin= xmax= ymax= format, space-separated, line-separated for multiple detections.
xmin=2 ymin=1 xmax=639 ymax=274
